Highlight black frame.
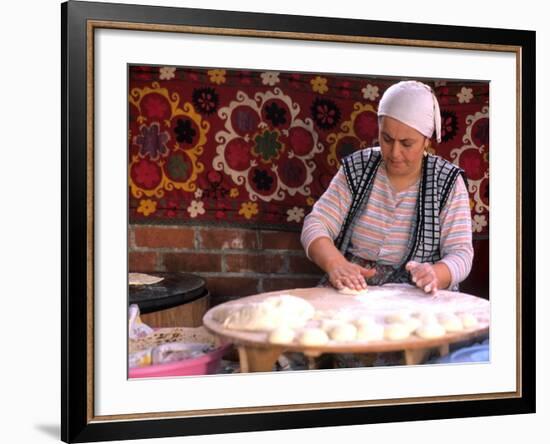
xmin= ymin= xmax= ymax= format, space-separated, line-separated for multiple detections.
xmin=62 ymin=1 xmax=536 ymax=442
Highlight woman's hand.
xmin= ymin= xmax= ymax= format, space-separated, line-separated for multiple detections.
xmin=327 ymin=258 xmax=376 ymax=291
xmin=405 ymin=261 xmax=439 ymax=295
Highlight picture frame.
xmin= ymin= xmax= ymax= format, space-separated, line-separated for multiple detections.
xmin=61 ymin=0 xmax=536 ymax=442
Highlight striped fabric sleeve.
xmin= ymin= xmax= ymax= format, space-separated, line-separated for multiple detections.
xmin=436 ymin=175 xmax=474 ymax=289
xmin=300 ymin=167 xmax=352 ymax=259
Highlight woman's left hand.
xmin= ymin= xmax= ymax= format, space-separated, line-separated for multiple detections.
xmin=405 ymin=261 xmax=438 ymax=295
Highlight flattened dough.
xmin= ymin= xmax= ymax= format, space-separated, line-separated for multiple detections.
xmin=129 ymin=273 xmax=164 ymax=286
xmin=338 ymin=286 xmax=369 ymax=296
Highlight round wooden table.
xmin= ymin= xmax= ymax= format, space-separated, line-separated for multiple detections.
xmin=203 ymin=284 xmax=490 ymax=372
xmin=129 ymin=272 xmax=210 ymax=328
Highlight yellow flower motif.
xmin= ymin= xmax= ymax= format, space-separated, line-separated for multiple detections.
xmin=208 ymin=69 xmax=226 ymax=85
xmin=469 ymin=198 xmax=475 ymax=210
xmin=238 ymin=202 xmax=259 ymax=220
xmin=137 ymin=199 xmax=157 ymax=216
xmin=230 ymin=188 xmax=239 ymax=198
xmin=306 ymin=197 xmax=315 ymax=206
xmin=310 ymin=76 xmax=328 ymax=94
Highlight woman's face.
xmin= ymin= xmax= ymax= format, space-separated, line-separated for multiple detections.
xmin=379 ymin=116 xmax=428 ymax=178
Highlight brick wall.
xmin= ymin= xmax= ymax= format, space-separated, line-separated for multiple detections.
xmin=128 ymin=225 xmax=324 ymax=306
xmin=129 ymin=225 xmax=489 ymax=305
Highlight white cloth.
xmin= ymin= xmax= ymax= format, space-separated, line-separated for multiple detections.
xmin=378 ymin=80 xmax=442 ymax=143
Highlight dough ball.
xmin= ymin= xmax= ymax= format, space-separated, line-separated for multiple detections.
xmin=353 ymin=315 xmax=377 ymax=329
xmin=413 ymin=311 xmax=439 ymax=325
xmin=356 ymin=322 xmax=385 ymax=341
xmin=459 ymin=313 xmax=479 ymax=329
xmin=415 ymin=322 xmax=446 ymax=339
xmin=404 ymin=316 xmax=422 ymax=334
xmin=338 ymin=286 xmax=369 ymax=296
xmin=268 ymin=326 xmax=296 ymax=344
xmin=298 ymin=328 xmax=329 ymax=346
xmin=384 ymin=323 xmax=411 ymax=341
xmin=328 ymin=323 xmax=357 ymax=342
xmin=320 ymin=319 xmax=345 ymax=332
xmin=437 ymin=313 xmax=464 ymax=333
xmin=385 ymin=311 xmax=412 ymax=324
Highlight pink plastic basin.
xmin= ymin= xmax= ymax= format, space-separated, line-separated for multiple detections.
xmin=129 ymin=343 xmax=231 ymax=379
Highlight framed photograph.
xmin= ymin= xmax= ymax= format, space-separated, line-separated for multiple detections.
xmin=62 ymin=0 xmax=535 ymax=442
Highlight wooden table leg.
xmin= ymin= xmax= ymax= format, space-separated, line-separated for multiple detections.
xmin=438 ymin=344 xmax=450 ymax=358
xmin=237 ymin=345 xmax=283 ymax=373
xmin=404 ymin=348 xmax=430 ymax=365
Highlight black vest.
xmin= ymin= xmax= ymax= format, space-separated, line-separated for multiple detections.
xmin=330 ymin=148 xmax=467 ymax=284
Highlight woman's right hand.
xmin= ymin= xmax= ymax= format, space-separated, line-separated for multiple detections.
xmin=326 ymin=258 xmax=376 ymax=291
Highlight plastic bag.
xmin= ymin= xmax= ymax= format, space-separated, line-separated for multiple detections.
xmin=152 ymin=342 xmax=213 ymax=365
xmin=128 ymin=304 xmax=154 ymax=339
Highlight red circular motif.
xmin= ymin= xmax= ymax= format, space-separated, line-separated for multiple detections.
xmin=140 ymin=93 xmax=171 ymax=121
xmin=353 ymin=111 xmax=378 ymax=142
xmin=458 ymin=148 xmax=485 ymax=181
xmin=471 ymin=117 xmax=489 ymax=148
xmin=225 ymin=138 xmax=253 ymax=171
xmin=288 ymin=127 xmax=314 ymax=156
xmin=207 ymin=170 xmax=223 ymax=185
xmin=231 ymin=105 xmax=260 ymax=136
xmin=131 ymin=159 xmax=162 ymax=189
xmin=278 ymin=156 xmax=307 ymax=189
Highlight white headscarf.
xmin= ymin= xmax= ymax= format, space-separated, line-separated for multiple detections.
xmin=378 ymin=80 xmax=442 ymax=143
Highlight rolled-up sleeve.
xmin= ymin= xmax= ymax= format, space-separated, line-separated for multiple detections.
xmin=301 ymin=167 xmax=352 ymax=259
xmin=437 ymin=175 xmax=474 ymax=289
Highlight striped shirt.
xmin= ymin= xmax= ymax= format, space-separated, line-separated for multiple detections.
xmin=301 ymin=162 xmax=473 ymax=289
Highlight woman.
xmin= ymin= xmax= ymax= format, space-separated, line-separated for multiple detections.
xmin=301 ymin=80 xmax=473 ymax=295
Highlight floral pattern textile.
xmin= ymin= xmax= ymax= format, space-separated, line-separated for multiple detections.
xmin=129 ymin=66 xmax=489 ymax=236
